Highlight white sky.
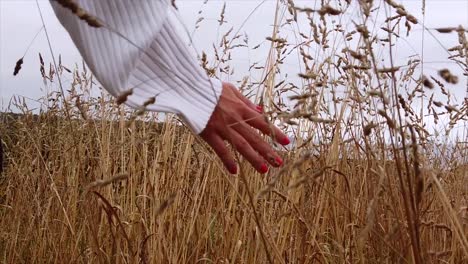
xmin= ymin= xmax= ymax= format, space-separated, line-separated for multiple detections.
xmin=0 ymin=0 xmax=467 ymax=138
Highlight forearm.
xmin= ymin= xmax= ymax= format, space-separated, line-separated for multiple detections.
xmin=50 ymin=0 xmax=222 ymax=133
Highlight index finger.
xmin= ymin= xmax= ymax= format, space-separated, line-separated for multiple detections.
xmin=243 ymin=109 xmax=290 ymax=145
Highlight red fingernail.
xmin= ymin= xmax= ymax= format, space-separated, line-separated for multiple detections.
xmin=280 ymin=137 xmax=290 ymax=145
xmin=256 ymin=105 xmax=263 ymax=113
xmin=259 ymin=164 xmax=268 ymax=174
xmin=229 ymin=164 xmax=238 ymax=174
xmin=275 ymin=157 xmax=283 ymax=167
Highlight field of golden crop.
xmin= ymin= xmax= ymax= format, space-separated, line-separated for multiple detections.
xmin=0 ymin=1 xmax=467 ymax=263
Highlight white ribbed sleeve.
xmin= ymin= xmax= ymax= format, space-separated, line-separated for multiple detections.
xmin=50 ymin=0 xmax=222 ymax=133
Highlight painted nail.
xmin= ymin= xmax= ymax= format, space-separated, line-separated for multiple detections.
xmin=229 ymin=164 xmax=238 ymax=174
xmin=274 ymin=157 xmax=283 ymax=167
xmin=259 ymin=164 xmax=268 ymax=174
xmin=280 ymin=137 xmax=290 ymax=145
xmin=256 ymin=105 xmax=263 ymax=113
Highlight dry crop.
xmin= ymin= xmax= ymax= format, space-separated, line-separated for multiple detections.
xmin=1 ymin=0 xmax=467 ymax=263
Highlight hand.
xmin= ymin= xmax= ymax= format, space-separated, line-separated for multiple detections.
xmin=200 ymin=82 xmax=290 ymax=174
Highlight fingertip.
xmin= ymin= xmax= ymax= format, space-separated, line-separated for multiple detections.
xmin=259 ymin=164 xmax=269 ymax=174
xmin=274 ymin=157 xmax=283 ymax=167
xmin=280 ymin=136 xmax=290 ymax=145
xmin=267 ymin=155 xmax=283 ymax=167
xmin=255 ymin=105 xmax=263 ymax=113
xmin=228 ymin=163 xmax=238 ymax=174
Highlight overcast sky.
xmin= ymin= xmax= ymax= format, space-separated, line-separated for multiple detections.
xmin=0 ymin=0 xmax=467 ymax=137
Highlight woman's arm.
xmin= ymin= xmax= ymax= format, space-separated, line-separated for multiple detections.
xmin=51 ymin=0 xmax=222 ymax=133
xmin=51 ymin=0 xmax=290 ymax=173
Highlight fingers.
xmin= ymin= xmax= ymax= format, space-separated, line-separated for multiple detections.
xmin=220 ymin=129 xmax=269 ymax=174
xmin=243 ymin=109 xmax=290 ymax=145
xmin=232 ymin=123 xmax=283 ymax=168
xmin=229 ymin=89 xmax=289 ymax=145
xmin=202 ymin=82 xmax=289 ymax=174
xmin=203 ymin=132 xmax=237 ymax=174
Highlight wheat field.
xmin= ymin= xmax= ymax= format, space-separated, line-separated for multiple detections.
xmin=1 ymin=0 xmax=467 ymax=263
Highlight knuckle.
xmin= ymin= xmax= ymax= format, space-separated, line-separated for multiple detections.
xmin=258 ymin=141 xmax=273 ymax=154
xmin=248 ymin=134 xmax=264 ymax=148
xmin=218 ymin=148 xmax=230 ymax=158
xmin=236 ymin=140 xmax=250 ymax=152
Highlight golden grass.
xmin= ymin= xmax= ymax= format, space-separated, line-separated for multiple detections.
xmin=0 ymin=104 xmax=466 ymax=263
xmin=1 ymin=0 xmax=467 ymax=263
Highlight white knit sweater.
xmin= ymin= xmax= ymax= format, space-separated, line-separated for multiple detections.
xmin=50 ymin=0 xmax=222 ymax=134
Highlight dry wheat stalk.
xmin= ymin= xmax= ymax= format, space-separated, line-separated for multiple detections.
xmin=55 ymin=0 xmax=102 ymax=28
